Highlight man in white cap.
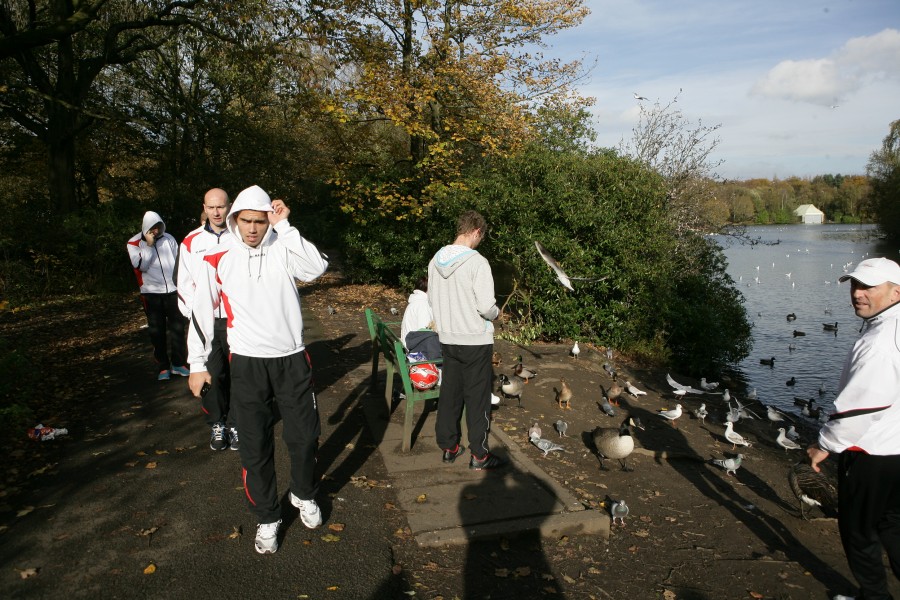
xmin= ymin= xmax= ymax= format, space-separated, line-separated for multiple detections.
xmin=808 ymin=257 xmax=900 ymax=600
xmin=187 ymin=185 xmax=329 ymax=555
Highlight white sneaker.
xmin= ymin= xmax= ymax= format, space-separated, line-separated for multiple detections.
xmin=290 ymin=493 xmax=323 ymax=528
xmin=833 ymin=596 xmax=855 ymax=600
xmin=254 ymin=519 xmax=281 ymax=554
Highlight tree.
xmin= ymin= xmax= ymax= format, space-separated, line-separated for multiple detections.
xmin=0 ymin=0 xmax=203 ymax=214
xmin=868 ymin=120 xmax=900 ymax=241
xmin=323 ymin=0 xmax=592 ymax=222
xmin=621 ymin=94 xmax=723 ymax=234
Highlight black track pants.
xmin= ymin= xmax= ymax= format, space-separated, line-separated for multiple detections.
xmin=435 ymin=343 xmax=493 ymax=457
xmin=142 ymin=292 xmax=187 ymax=369
xmin=201 ymin=319 xmax=232 ymax=427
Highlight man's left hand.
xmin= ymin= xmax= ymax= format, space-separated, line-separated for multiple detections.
xmin=269 ymin=199 xmax=289 ymax=225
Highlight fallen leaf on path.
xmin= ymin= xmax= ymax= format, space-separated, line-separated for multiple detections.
xmin=562 ymin=574 xmax=576 ymax=584
xmin=495 ymin=568 xmax=509 ymax=578
xmin=16 ymin=506 xmax=34 ymax=518
xmin=229 ymin=526 xmax=241 ymax=539
xmin=326 ymin=585 xmax=339 ymax=591
xmin=154 ymin=450 xmax=169 ymax=455
xmin=321 ymin=533 xmax=340 ymax=542
xmin=145 ymin=462 xmax=157 ymax=469
xmin=16 ymin=567 xmax=38 ymax=579
xmin=138 ymin=526 xmax=159 ymax=537
xmin=124 ymin=461 xmax=137 ymax=467
xmin=515 ymin=566 xmax=531 ymax=577
xmin=328 ymin=523 xmax=344 ymax=532
xmin=663 ymin=590 xmax=676 ymax=600
xmin=136 ymin=451 xmax=147 ymax=456
xmin=749 ymin=593 xmax=763 ymax=599
xmin=143 ymin=563 xmax=156 ymax=574
xmin=415 ymin=494 xmax=427 ymax=503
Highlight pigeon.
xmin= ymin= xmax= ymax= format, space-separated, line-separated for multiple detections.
xmin=624 ymin=381 xmax=647 ymax=397
xmin=793 ymin=330 xmax=806 ymax=337
xmin=786 ymin=425 xmax=800 ymax=442
xmin=666 ymin=373 xmax=705 ymax=395
xmin=534 ymin=240 xmax=603 ymax=291
xmin=776 ymin=427 xmax=802 ymax=451
xmin=598 ymin=393 xmax=616 ymax=417
xmin=498 ymin=373 xmax=525 ymax=407
xmin=602 ymin=362 xmax=617 ymax=379
xmin=786 ymin=377 xmax=797 ymax=386
xmin=700 ymin=377 xmax=719 ymax=391
xmin=759 ymin=356 xmax=776 ymax=366
xmin=528 ymin=422 xmax=542 ymax=439
xmin=711 ymin=453 xmax=743 ymax=476
xmin=788 ymin=462 xmax=837 ymax=520
xmin=610 ymin=498 xmax=629 ymax=526
xmin=530 ymin=433 xmax=564 ymax=457
xmin=327 ymin=305 xmax=337 ymax=315
xmin=556 ymin=379 xmax=573 ymax=410
xmin=555 ymin=419 xmax=568 ymax=437
xmin=692 ymin=403 xmax=708 ymax=424
xmin=389 ymin=306 xmax=400 ymax=316
xmin=724 ymin=421 xmax=752 ymax=449
xmin=571 ymin=341 xmax=580 ymax=359
xmin=656 ymin=404 xmax=683 ymax=427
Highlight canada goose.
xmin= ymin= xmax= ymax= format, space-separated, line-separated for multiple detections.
xmin=592 ymin=416 xmax=644 ymax=471
xmin=788 ymin=462 xmax=837 ymax=520
xmin=498 ymin=373 xmax=524 ymax=407
xmin=759 ymin=356 xmax=776 ymax=366
xmin=823 ymin=322 xmax=839 ymax=332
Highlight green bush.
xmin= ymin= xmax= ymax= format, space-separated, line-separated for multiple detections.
xmin=0 ymin=338 xmax=37 ymax=442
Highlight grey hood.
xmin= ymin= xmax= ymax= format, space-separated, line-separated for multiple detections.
xmin=432 ymin=245 xmax=480 ymax=278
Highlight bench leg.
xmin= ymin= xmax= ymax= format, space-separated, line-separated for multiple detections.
xmin=402 ymin=395 xmax=416 ymax=452
xmin=370 ymin=345 xmax=380 ymax=392
xmin=384 ymin=362 xmax=395 ymax=415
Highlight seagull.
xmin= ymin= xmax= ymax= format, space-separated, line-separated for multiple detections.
xmin=724 ymin=421 xmax=752 ymax=449
xmin=571 ymin=341 xmax=581 ymax=359
xmin=818 ymin=382 xmax=827 ymax=396
xmin=692 ymin=403 xmax=708 ymax=424
xmin=530 ymin=433 xmax=564 ymax=457
xmin=557 ymin=378 xmax=573 ymax=409
xmin=389 ymin=306 xmax=400 ymax=316
xmin=598 ymin=394 xmax=617 ymax=417
xmin=767 ymin=405 xmax=787 ymax=422
xmin=605 ymin=347 xmax=614 ymax=360
xmin=711 ymin=453 xmax=743 ymax=476
xmin=725 ymin=402 xmax=741 ymax=423
xmin=666 ymin=373 xmax=705 ymax=394
xmin=555 ymin=419 xmax=569 ymax=437
xmin=786 ymin=425 xmax=800 ymax=442
xmin=528 ymin=422 xmax=542 ymax=439
xmin=534 ymin=241 xmax=603 ymax=291
xmin=777 ymin=428 xmax=802 ymax=451
xmin=657 ymin=404 xmax=683 ymax=427
xmin=624 ymin=381 xmax=647 ymax=397
xmin=610 ymin=498 xmax=629 ymax=526
xmin=746 ymin=388 xmax=758 ymax=401
xmin=700 ymin=377 xmax=719 ymax=391
xmin=592 ymin=416 xmax=644 ymax=471
xmin=722 ymin=389 xmax=731 ymax=403
xmin=633 ymin=92 xmax=648 ymax=101
xmin=788 ymin=462 xmax=837 ymax=520
xmin=735 ymin=398 xmax=760 ymax=420
xmin=498 ymin=373 xmax=524 ymax=407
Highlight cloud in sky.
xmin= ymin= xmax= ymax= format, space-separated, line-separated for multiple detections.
xmin=752 ymin=29 xmax=900 ymax=106
xmin=546 ymin=0 xmax=900 ymax=179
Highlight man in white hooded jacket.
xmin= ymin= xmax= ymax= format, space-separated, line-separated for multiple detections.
xmin=127 ymin=211 xmax=188 ymax=380
xmin=187 ymin=185 xmax=328 ymax=555
xmin=808 ymin=257 xmax=900 ymax=600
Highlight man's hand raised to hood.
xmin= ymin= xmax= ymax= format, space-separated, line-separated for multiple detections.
xmin=269 ymin=199 xmax=289 ymax=225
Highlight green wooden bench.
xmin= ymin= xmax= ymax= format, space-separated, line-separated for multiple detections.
xmin=365 ymin=308 xmax=447 ymax=452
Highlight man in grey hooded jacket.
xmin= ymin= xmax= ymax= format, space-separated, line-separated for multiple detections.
xmin=428 ymin=210 xmax=505 ymax=470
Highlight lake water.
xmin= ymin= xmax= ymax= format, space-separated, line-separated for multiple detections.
xmin=718 ymin=224 xmax=896 ymax=414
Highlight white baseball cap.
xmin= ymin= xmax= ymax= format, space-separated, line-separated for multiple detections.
xmin=839 ymin=257 xmax=900 ymax=286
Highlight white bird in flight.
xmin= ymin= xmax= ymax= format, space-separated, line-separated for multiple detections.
xmin=633 ymin=92 xmax=648 ymax=101
xmin=534 ymin=241 xmax=603 ymax=291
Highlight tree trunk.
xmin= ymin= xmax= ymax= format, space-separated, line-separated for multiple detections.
xmin=46 ymin=101 xmax=79 ymax=215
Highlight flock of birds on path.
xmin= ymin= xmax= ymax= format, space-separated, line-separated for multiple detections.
xmin=491 ymin=341 xmax=837 ymax=526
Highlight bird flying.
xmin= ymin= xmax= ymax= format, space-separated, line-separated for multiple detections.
xmin=534 ymin=241 xmax=603 ymax=291
xmin=633 ymin=92 xmax=648 ymax=101
xmin=666 ymin=373 xmax=705 ymax=395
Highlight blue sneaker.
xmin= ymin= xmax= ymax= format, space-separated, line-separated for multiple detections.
xmin=171 ymin=365 xmax=190 ymax=377
xmin=158 ymin=370 xmax=171 ymax=381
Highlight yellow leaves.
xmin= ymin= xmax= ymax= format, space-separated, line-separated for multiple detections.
xmin=138 ymin=526 xmax=159 ymax=537
xmin=229 ymin=526 xmax=242 ymax=539
xmin=143 ymin=563 xmax=157 ymax=574
xmin=321 ymin=533 xmax=340 ymax=542
xmin=327 ymin=523 xmax=345 ymax=532
xmin=415 ymin=494 xmax=427 ymax=504
xmin=145 ymin=462 xmax=157 ymax=469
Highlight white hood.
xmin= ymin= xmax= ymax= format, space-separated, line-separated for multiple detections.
xmin=226 ymin=185 xmax=275 ymax=249
xmin=141 ymin=211 xmax=165 ymax=236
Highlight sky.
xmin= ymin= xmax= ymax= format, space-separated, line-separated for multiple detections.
xmin=544 ymin=0 xmax=900 ymax=180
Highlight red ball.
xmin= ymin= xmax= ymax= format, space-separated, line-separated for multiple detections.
xmin=409 ymin=363 xmax=439 ymax=390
